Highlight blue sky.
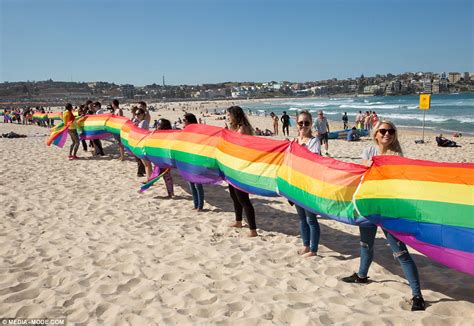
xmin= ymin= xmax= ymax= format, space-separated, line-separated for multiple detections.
xmin=1 ymin=0 xmax=472 ymax=85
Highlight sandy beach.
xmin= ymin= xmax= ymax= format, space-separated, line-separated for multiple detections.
xmin=1 ymin=100 xmax=473 ymax=325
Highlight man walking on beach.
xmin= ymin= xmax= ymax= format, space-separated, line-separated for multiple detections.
xmin=314 ymin=110 xmax=330 ymax=156
xmin=342 ymin=112 xmax=348 ymax=129
xmin=281 ymin=111 xmax=290 ymax=136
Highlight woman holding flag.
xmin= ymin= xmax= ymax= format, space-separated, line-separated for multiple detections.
xmin=63 ymin=103 xmax=80 ymax=160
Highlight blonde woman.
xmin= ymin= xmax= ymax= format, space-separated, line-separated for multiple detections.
xmin=293 ymin=111 xmax=321 ymax=257
xmin=342 ymin=120 xmax=425 ymax=311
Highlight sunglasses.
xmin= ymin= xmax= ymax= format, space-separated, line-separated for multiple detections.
xmin=298 ymin=121 xmax=311 ymax=127
xmin=378 ymin=128 xmax=396 ymax=136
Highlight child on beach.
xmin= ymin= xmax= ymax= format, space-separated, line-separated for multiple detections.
xmin=227 ymin=106 xmax=258 ymax=237
xmin=341 ymin=120 xmax=426 ymax=311
xmin=293 ymin=110 xmax=321 ymax=257
xmin=183 ymin=113 xmax=205 ymax=211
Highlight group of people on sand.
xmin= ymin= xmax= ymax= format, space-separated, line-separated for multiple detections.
xmin=355 ymin=110 xmax=379 ymax=131
xmin=2 ymin=107 xmax=55 ymax=127
xmin=62 ymin=100 xmax=116 ymax=160
xmin=56 ymin=101 xmax=427 ymax=311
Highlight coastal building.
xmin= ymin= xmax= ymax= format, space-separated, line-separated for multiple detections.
xmin=448 ymin=72 xmax=461 ymax=83
xmin=422 ymin=79 xmax=432 ymax=93
xmin=121 ymin=84 xmax=135 ymax=99
xmin=463 ymin=72 xmax=470 ymax=81
xmin=363 ymin=85 xmax=382 ymax=94
xmin=432 ymin=80 xmax=440 ymax=94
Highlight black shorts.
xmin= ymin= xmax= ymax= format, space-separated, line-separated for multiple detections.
xmin=318 ymin=132 xmax=329 ymax=144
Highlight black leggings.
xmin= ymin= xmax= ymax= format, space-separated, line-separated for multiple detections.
xmin=229 ymin=185 xmax=256 ymax=230
xmin=68 ymin=129 xmax=80 ymax=156
xmin=81 ymin=139 xmax=88 ymax=151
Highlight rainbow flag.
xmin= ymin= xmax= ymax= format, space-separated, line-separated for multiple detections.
xmin=44 ymin=114 xmax=474 ymax=274
xmin=216 ymin=130 xmax=287 ymax=196
xmin=354 ymin=156 xmax=474 ymax=274
xmin=105 ymin=115 xmax=129 ymax=135
xmin=3 ymin=113 xmax=13 ymax=122
xmin=139 ymin=168 xmax=170 ymax=193
xmin=277 ymin=142 xmax=369 ymax=224
xmin=47 ymin=112 xmax=63 ymax=121
xmin=76 ymin=114 xmax=112 ymax=140
xmin=163 ymin=124 xmax=223 ymax=184
xmin=126 ymin=124 xmax=150 ymax=158
xmin=32 ymin=113 xmax=48 ymax=122
xmin=46 ymin=122 xmax=70 ymax=148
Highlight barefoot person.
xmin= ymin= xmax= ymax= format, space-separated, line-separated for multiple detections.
xmin=63 ymin=103 xmax=79 ymax=160
xmin=341 ymin=120 xmax=426 ymax=311
xmin=227 ymin=106 xmax=258 ymax=237
xmin=293 ymin=111 xmax=321 ymax=257
xmin=280 ymin=111 xmax=290 ymax=137
xmin=270 ymin=112 xmax=279 ymax=136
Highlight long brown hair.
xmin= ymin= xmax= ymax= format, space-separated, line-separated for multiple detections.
xmin=227 ymin=106 xmax=254 ymax=135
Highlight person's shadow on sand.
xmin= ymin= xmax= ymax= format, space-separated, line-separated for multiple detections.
xmin=170 ymin=171 xmax=474 ymax=303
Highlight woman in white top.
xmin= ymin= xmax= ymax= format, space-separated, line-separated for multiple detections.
xmin=342 ymin=120 xmax=425 ymax=311
xmin=294 ymin=110 xmax=321 ymax=257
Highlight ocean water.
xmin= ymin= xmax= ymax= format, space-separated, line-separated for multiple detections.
xmin=245 ymin=93 xmax=474 ymax=134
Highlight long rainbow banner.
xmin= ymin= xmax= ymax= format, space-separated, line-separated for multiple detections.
xmin=43 ymin=113 xmax=473 ymax=275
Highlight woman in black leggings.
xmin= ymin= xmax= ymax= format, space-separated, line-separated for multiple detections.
xmin=226 ymin=106 xmax=258 ymax=237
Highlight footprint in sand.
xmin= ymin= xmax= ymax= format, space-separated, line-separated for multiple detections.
xmin=15 ymin=304 xmax=44 ymax=318
xmin=0 ymin=282 xmax=30 ymax=296
xmin=62 ymin=292 xmax=87 ymax=307
xmin=116 ymin=278 xmax=141 ymax=293
xmin=4 ymin=288 xmax=40 ymax=303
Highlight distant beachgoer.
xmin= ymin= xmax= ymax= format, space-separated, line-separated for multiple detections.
xmin=341 ymin=120 xmax=425 ymax=311
xmin=184 ymin=113 xmax=205 ymax=210
xmin=355 ymin=110 xmax=363 ymax=129
xmin=346 ymin=127 xmax=360 ymax=141
xmin=294 ymin=110 xmax=321 ymax=257
xmin=436 ymin=134 xmax=459 ymax=147
xmin=314 ymin=110 xmax=330 ymax=156
xmin=63 ymin=103 xmax=79 ymax=160
xmin=131 ymin=106 xmax=145 ymax=177
xmin=372 ymin=111 xmax=379 ymax=127
xmin=363 ymin=111 xmax=372 ymax=131
xmin=281 ymin=111 xmax=290 ymax=136
xmin=112 ymin=99 xmax=125 ymax=161
xmin=342 ymin=112 xmax=349 ymax=129
xmin=227 ymin=106 xmax=258 ymax=237
xmin=270 ymin=112 xmax=279 ymax=135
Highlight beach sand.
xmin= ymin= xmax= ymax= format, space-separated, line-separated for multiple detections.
xmin=1 ymin=100 xmax=473 ymax=325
